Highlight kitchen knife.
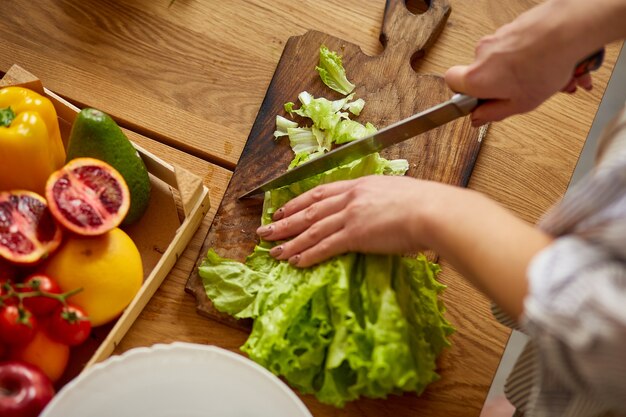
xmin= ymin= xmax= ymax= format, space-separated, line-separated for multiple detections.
xmin=240 ymin=49 xmax=604 ymax=199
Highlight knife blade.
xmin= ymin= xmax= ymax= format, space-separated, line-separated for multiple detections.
xmin=239 ymin=49 xmax=605 ymax=199
xmin=239 ymin=93 xmax=479 ymax=198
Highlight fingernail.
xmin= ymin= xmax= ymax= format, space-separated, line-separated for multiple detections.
xmin=273 ymin=208 xmax=285 ymax=221
xmin=269 ymin=245 xmax=283 ymax=257
xmin=288 ymin=254 xmax=301 ymax=266
xmin=257 ymin=225 xmax=273 ymax=237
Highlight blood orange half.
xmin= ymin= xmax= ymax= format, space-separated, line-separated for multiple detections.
xmin=0 ymin=191 xmax=63 ymax=264
xmin=45 ymin=158 xmax=131 ymax=236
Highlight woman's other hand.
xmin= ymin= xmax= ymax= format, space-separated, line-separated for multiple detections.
xmin=256 ymin=175 xmax=439 ymax=267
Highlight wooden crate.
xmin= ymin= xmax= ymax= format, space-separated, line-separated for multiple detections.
xmin=0 ymin=65 xmax=211 ymax=384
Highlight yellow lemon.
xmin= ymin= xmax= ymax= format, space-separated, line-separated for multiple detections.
xmin=41 ymin=228 xmax=143 ymax=326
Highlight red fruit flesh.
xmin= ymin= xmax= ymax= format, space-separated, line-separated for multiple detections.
xmin=45 ymin=158 xmax=130 ymax=236
xmin=0 ymin=191 xmax=62 ymax=264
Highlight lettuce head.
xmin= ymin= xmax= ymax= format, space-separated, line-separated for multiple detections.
xmin=198 ymin=154 xmax=454 ymax=407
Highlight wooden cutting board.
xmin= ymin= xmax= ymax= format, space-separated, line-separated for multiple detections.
xmin=186 ymin=0 xmax=486 ymax=329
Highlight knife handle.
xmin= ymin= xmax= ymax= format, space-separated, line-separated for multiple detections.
xmin=574 ymin=48 xmax=605 ymax=77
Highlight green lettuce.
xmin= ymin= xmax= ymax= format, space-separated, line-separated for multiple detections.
xmin=294 ymin=91 xmax=346 ymax=131
xmin=333 ymin=119 xmax=377 ymax=145
xmin=316 ymin=45 xmax=355 ymax=95
xmin=273 ymin=115 xmax=298 ymax=139
xmin=198 ymin=154 xmax=454 ymax=407
xmin=275 ymin=91 xmax=378 ymax=167
xmin=344 ymin=97 xmax=365 ymax=116
xmin=273 ymin=46 xmax=375 ymax=167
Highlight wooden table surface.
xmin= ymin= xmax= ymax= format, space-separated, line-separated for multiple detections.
xmin=1 ymin=1 xmax=621 ymax=415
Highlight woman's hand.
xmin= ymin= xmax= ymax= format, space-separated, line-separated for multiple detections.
xmin=256 ymin=175 xmax=440 ymax=267
xmin=444 ymin=0 xmax=622 ymax=126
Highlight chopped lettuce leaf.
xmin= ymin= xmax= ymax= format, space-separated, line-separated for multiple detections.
xmin=298 ymin=91 xmax=313 ymax=107
xmin=313 ymin=126 xmax=331 ymax=152
xmin=273 ymin=115 xmax=298 ymax=139
xmin=198 ymin=154 xmax=452 ymax=407
xmin=316 ymin=45 xmax=355 ymax=95
xmin=287 ymin=127 xmax=317 ymax=154
xmin=288 ymin=151 xmax=311 ymax=170
xmin=285 ymin=125 xmax=332 ymax=165
xmin=333 ymin=120 xmax=377 ymax=145
xmin=383 ymin=158 xmax=410 ymax=176
xmin=296 ymin=92 xmax=345 ymax=131
xmin=287 ymin=149 xmax=326 ymax=170
xmin=276 ymin=114 xmax=298 ymax=131
xmin=344 ymin=97 xmax=365 ymax=116
xmin=277 ymin=153 xmax=407 ymax=198
xmin=284 ymin=102 xmax=295 ymax=115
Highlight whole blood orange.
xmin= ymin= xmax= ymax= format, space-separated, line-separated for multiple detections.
xmin=0 ymin=191 xmax=62 ymax=264
xmin=45 ymin=157 xmax=130 ymax=236
xmin=40 ymin=228 xmax=143 ymax=327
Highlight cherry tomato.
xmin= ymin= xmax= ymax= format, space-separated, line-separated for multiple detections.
xmin=48 ymin=304 xmax=91 ymax=346
xmin=21 ymin=273 xmax=62 ymax=316
xmin=10 ymin=328 xmax=70 ymax=382
xmin=0 ymin=305 xmax=37 ymax=345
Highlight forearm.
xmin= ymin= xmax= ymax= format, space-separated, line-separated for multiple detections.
xmin=419 ymin=186 xmax=553 ymax=320
xmin=538 ymin=0 xmax=626 ymax=59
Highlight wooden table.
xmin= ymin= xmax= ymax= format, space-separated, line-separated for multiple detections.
xmin=0 ymin=1 xmax=620 ymax=415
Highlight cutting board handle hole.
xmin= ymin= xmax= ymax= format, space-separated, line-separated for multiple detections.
xmin=405 ymin=0 xmax=430 ymax=15
xmin=410 ymin=49 xmax=426 ymax=71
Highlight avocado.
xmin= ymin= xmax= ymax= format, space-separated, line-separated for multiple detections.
xmin=66 ymin=108 xmax=151 ymax=225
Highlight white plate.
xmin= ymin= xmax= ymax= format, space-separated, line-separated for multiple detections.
xmin=41 ymin=342 xmax=312 ymax=417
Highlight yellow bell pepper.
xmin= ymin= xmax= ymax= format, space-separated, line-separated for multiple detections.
xmin=0 ymin=87 xmax=66 ymax=194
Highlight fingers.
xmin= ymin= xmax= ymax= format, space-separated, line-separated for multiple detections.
xmin=258 ymin=192 xmax=348 ymax=241
xmin=562 ymin=78 xmax=578 ymax=93
xmin=562 ymin=74 xmax=594 ymax=94
xmin=445 ymin=64 xmax=510 ymax=100
xmin=444 ymin=65 xmax=470 ymax=95
xmin=471 ymin=99 xmax=524 ymax=126
xmin=446 ymin=66 xmax=521 ymax=125
xmin=257 ymin=179 xmax=363 ymax=267
xmin=577 ymin=73 xmax=593 ymax=91
xmin=271 ymin=180 xmax=357 ymax=221
xmin=289 ymin=230 xmax=352 ymax=268
xmin=268 ymin=212 xmax=348 ymax=266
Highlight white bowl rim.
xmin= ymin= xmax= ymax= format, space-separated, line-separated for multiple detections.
xmin=40 ymin=342 xmax=313 ymax=417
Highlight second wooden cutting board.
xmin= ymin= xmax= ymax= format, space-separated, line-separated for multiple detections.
xmin=186 ymin=0 xmax=486 ymax=328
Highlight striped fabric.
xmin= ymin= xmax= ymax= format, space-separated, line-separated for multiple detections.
xmin=493 ymin=103 xmax=626 ymax=417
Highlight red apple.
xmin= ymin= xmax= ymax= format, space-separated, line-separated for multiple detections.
xmin=0 ymin=361 xmax=55 ymax=417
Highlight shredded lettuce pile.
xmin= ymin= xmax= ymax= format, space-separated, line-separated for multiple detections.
xmin=198 ymin=46 xmax=454 ymax=407
xmin=274 ymin=46 xmax=376 ymax=169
